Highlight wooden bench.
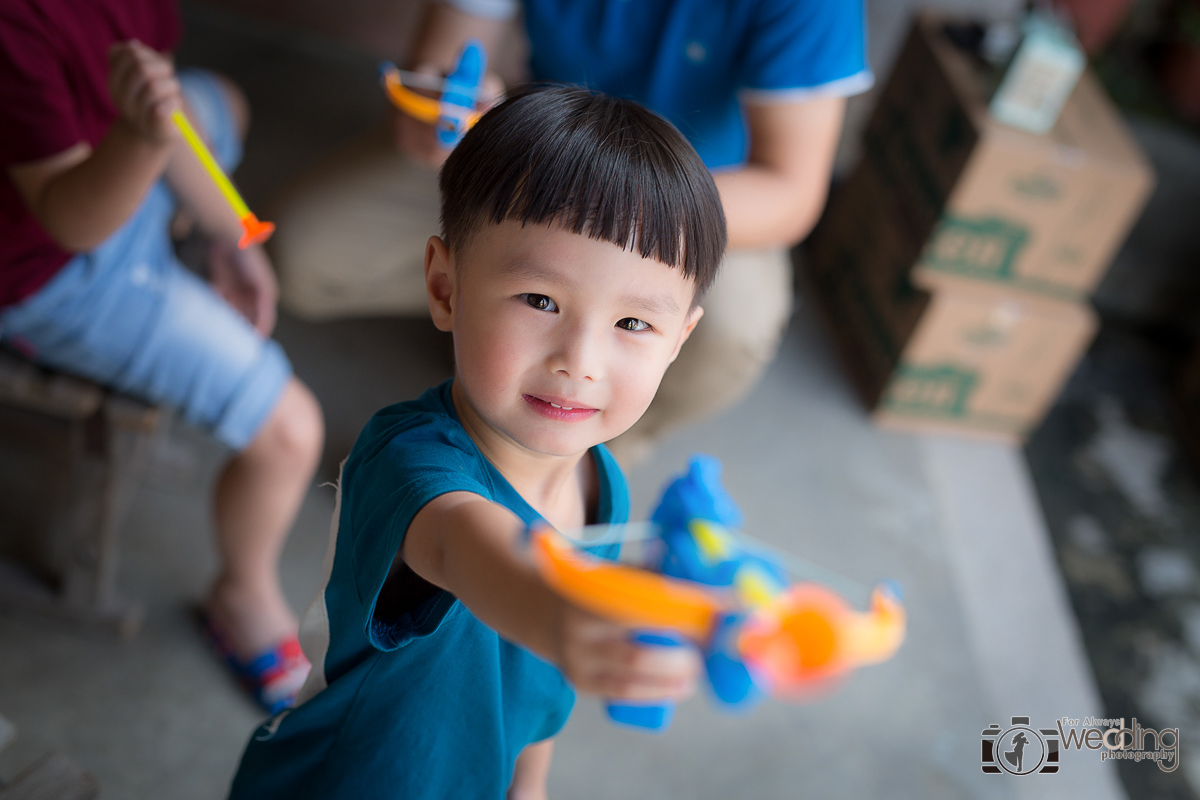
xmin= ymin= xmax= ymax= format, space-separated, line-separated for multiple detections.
xmin=0 ymin=349 xmax=161 ymax=638
xmin=0 ymin=714 xmax=99 ymax=800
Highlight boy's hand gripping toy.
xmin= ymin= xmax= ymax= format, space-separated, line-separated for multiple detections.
xmin=530 ymin=456 xmax=906 ymax=731
xmin=170 ymin=110 xmax=274 ymax=249
xmin=381 ymin=39 xmax=487 ymax=149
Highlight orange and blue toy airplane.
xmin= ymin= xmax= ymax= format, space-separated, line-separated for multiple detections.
xmin=380 ymin=39 xmax=487 ymax=149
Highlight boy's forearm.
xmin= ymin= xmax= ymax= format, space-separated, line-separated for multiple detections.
xmin=26 ymin=125 xmax=170 ymax=252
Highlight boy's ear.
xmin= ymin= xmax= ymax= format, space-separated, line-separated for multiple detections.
xmin=667 ymin=305 xmax=704 ymax=364
xmin=425 ymin=235 xmax=456 ymax=332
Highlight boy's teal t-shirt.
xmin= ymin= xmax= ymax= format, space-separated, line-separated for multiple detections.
xmin=228 ymin=379 xmax=630 ymax=799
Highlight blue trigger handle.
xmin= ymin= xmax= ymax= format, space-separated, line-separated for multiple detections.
xmin=604 ymin=631 xmax=686 ymax=732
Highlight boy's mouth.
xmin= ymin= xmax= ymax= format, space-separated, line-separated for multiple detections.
xmin=523 ymin=394 xmax=598 ymax=421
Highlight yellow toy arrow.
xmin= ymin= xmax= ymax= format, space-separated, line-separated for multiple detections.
xmin=171 ymin=109 xmax=274 ymax=249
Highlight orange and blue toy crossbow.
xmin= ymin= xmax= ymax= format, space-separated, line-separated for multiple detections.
xmin=529 ymin=456 xmax=906 ymax=731
xmin=380 ymin=39 xmax=487 ymax=149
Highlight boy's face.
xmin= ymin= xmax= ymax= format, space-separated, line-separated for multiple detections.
xmin=426 ymin=220 xmax=703 ymax=458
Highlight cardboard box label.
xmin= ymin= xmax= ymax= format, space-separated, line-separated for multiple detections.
xmin=923 ymin=215 xmax=1030 ymax=283
xmin=880 ymin=361 xmax=1040 ymax=436
xmin=884 ymin=363 xmax=979 ymax=417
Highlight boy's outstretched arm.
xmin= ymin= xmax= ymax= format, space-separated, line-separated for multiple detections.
xmin=7 ymin=40 xmax=180 ymax=252
xmin=403 ymin=491 xmax=701 ymax=701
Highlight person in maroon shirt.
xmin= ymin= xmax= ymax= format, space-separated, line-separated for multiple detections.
xmin=0 ymin=0 xmax=323 ymax=713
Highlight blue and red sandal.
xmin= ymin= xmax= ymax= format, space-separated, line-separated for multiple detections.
xmin=201 ymin=613 xmax=312 ymax=715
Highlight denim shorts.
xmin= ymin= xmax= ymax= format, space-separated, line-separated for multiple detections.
xmin=0 ymin=70 xmax=292 ymax=451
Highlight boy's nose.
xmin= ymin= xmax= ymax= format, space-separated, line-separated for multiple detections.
xmin=548 ymin=323 xmax=602 ymax=381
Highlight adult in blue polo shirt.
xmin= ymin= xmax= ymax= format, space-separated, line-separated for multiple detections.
xmin=517 ymin=0 xmax=872 ymax=171
xmin=270 ymin=0 xmax=871 ymax=463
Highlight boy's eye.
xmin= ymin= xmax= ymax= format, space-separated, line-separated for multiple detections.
xmin=616 ymin=317 xmax=651 ymax=332
xmin=522 ymin=293 xmax=558 ymax=312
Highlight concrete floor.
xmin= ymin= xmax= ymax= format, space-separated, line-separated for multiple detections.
xmin=0 ymin=3 xmax=1129 ymax=798
xmin=0 ymin=307 xmax=1127 ymax=800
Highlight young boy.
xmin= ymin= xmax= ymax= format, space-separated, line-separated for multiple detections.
xmin=0 ymin=0 xmax=322 ymax=709
xmin=227 ymin=86 xmax=727 ymax=798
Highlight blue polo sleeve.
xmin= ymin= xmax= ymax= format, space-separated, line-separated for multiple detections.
xmin=443 ymin=0 xmax=519 ymax=21
xmin=737 ymin=0 xmax=873 ymax=102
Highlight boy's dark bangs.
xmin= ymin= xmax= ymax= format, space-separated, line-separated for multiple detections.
xmin=441 ymin=87 xmax=726 ymax=293
xmin=485 ymin=115 xmax=717 ymax=283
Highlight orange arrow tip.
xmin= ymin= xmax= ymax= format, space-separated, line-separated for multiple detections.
xmin=238 ymin=215 xmax=275 ymax=249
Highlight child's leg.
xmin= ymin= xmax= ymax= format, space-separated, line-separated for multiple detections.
xmin=508 ymin=739 xmax=554 ymax=800
xmin=0 ymin=68 xmax=322 ymax=708
xmin=161 ymin=71 xmax=325 ymax=658
xmin=207 ymin=377 xmax=323 ymax=658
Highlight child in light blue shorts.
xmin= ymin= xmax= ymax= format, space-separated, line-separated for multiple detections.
xmin=0 ymin=6 xmax=323 ymax=712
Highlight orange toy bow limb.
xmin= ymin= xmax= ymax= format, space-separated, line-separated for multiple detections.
xmin=380 ymin=64 xmax=483 ymax=129
xmin=530 ymin=528 xmax=721 ymax=640
xmin=842 ymin=584 xmax=907 ymax=665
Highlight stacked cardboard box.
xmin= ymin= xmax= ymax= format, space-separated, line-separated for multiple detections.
xmin=805 ymin=13 xmax=1154 ymax=442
